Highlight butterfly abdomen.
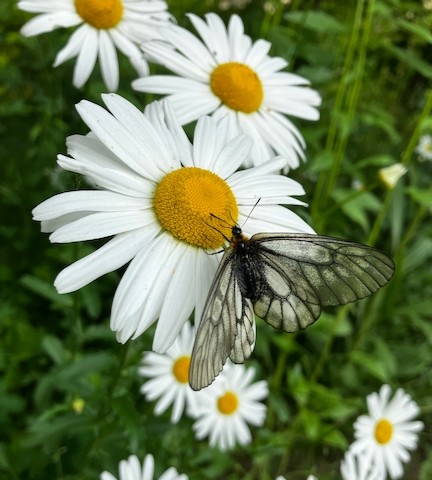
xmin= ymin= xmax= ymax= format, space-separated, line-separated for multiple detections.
xmin=234 ymin=240 xmax=263 ymax=302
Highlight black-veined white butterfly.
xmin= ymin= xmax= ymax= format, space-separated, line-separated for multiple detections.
xmin=189 ymin=226 xmax=395 ymax=391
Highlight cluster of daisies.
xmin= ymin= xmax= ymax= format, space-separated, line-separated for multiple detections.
xmin=20 ymin=0 xmax=424 ymax=479
xmin=109 ymin=345 xmax=425 ymax=480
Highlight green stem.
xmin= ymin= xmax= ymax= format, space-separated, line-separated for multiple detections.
xmin=310 ymin=305 xmax=350 ymax=384
xmin=401 ymin=88 xmax=432 ymax=167
xmin=312 ymin=0 xmax=369 ymax=223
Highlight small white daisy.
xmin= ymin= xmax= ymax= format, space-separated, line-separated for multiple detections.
xmin=378 ymin=163 xmax=407 ymax=190
xmin=192 ymin=361 xmax=268 ymax=450
xmin=416 ymin=134 xmax=432 ymax=161
xmin=340 ymin=449 xmax=385 ymax=480
xmin=32 ymin=94 xmax=314 ymax=352
xmin=132 ymin=12 xmax=321 ymax=170
xmin=139 ymin=320 xmax=200 ymax=423
xmin=351 ymin=384 xmax=424 ymax=479
xmin=18 ymin=0 xmax=172 ymax=91
xmin=100 ymin=454 xmax=187 ymax=480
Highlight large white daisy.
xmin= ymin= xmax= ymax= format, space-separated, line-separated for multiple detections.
xmin=100 ymin=454 xmax=187 ymax=480
xmin=18 ymin=0 xmax=172 ymax=91
xmin=32 ymin=94 xmax=314 ymax=352
xmin=350 ymin=384 xmax=423 ymax=479
xmin=192 ymin=362 xmax=268 ymax=450
xmin=139 ymin=320 xmax=200 ymax=423
xmin=132 ymin=12 xmax=321 ymax=170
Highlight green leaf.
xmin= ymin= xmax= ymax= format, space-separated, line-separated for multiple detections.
xmin=299 ymin=409 xmax=321 ymax=440
xmin=350 ymin=351 xmax=389 ymax=382
xmin=406 ymin=186 xmax=432 ymax=207
xmin=20 ymin=274 xmax=73 ymax=307
xmin=322 ymin=429 xmax=348 ymax=449
xmin=41 ymin=335 xmax=67 ymax=365
xmin=284 ymin=11 xmax=347 ymax=34
xmin=420 ymin=444 xmax=432 ymax=480
xmin=384 ymin=44 xmax=432 ymax=78
xmin=397 ymin=18 xmax=432 ymax=44
xmin=331 ymin=189 xmax=382 ymax=231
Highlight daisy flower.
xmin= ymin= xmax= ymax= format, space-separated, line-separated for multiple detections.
xmin=340 ymin=449 xmax=385 ymax=480
xmin=132 ymin=13 xmax=321 ymax=170
xmin=100 ymin=454 xmax=187 ymax=480
xmin=415 ymin=134 xmax=432 ymax=161
xmin=350 ymin=384 xmax=424 ymax=479
xmin=18 ymin=0 xmax=172 ymax=91
xmin=139 ymin=320 xmax=200 ymax=423
xmin=192 ymin=362 xmax=268 ymax=450
xmin=32 ymin=94 xmax=314 ymax=352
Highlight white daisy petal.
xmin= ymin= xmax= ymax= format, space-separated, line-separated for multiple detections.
xmin=54 ymin=24 xmax=87 ymax=67
xmin=73 ymin=26 xmax=99 ymax=88
xmin=20 ymin=11 xmax=81 ymax=36
xmin=213 ymin=135 xmax=253 ymax=179
xmin=50 ymin=210 xmax=155 ymax=243
xmin=154 ymin=245 xmax=196 ymax=352
xmin=99 ymin=453 xmax=187 ymax=480
xmin=76 ymin=98 xmax=161 ymax=181
xmin=99 ymin=30 xmax=119 ymax=92
xmin=54 ymin=227 xmax=155 ymax=293
xmin=32 ymin=191 xmax=147 ymax=221
xmin=111 ymin=234 xmax=173 ymax=335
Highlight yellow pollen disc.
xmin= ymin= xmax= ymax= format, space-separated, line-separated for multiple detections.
xmin=210 ymin=62 xmax=263 ymax=113
xmin=217 ymin=391 xmax=239 ymax=415
xmin=75 ymin=0 xmax=124 ymax=29
xmin=153 ymin=167 xmax=238 ymax=249
xmin=374 ymin=418 xmax=394 ymax=445
xmin=172 ymin=356 xmax=190 ymax=384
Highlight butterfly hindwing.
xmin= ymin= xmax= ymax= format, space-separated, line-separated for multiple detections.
xmin=189 ymin=247 xmax=255 ymax=391
xmin=250 ymin=233 xmax=395 ymax=333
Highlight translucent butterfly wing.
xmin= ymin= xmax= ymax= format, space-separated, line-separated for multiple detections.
xmin=251 ymin=233 xmax=395 ymax=332
xmin=189 ymin=248 xmax=255 ymax=391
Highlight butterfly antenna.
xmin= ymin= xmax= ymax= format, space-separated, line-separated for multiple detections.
xmin=202 ymin=217 xmax=232 ymax=244
xmin=240 ymin=198 xmax=261 ymax=228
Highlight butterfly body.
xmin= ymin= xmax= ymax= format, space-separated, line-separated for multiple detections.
xmin=189 ymin=227 xmax=395 ymax=391
xmin=230 ymin=227 xmax=263 ymax=302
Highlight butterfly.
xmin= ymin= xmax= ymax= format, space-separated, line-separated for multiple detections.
xmin=188 ymin=226 xmax=395 ymax=390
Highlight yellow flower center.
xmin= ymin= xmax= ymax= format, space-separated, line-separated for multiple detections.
xmin=374 ymin=418 xmax=394 ymax=445
xmin=75 ymin=0 xmax=124 ymax=29
xmin=172 ymin=355 xmax=190 ymax=384
xmin=217 ymin=391 xmax=239 ymax=415
xmin=153 ymin=167 xmax=238 ymax=249
xmin=210 ymin=62 xmax=263 ymax=113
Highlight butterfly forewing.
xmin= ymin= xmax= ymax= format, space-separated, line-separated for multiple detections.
xmin=252 ymin=233 xmax=394 ymax=307
xmin=189 ymin=230 xmax=395 ymax=390
xmin=188 ymin=246 xmax=256 ymax=391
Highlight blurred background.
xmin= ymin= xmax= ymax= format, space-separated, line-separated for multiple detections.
xmin=1 ymin=0 xmax=431 ymax=478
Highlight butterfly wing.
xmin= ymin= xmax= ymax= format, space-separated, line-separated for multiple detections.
xmin=189 ymin=248 xmax=255 ymax=391
xmin=250 ymin=233 xmax=395 ymax=332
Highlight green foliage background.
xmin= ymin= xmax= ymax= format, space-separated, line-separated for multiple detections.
xmin=1 ymin=0 xmax=431 ymax=478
